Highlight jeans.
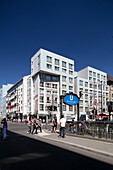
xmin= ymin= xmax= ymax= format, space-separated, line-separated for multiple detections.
xmin=60 ymin=127 xmax=65 ymax=138
xmin=2 ymin=127 xmax=6 ymax=139
xmin=71 ymin=127 xmax=75 ymax=134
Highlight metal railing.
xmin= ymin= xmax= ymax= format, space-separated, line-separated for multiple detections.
xmin=66 ymin=121 xmax=113 ymax=140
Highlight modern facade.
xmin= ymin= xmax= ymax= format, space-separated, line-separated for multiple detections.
xmin=31 ymin=48 xmax=74 ymax=122
xmin=107 ymin=75 xmax=113 ymax=102
xmin=75 ymin=66 xmax=109 ymax=120
xmin=6 ymin=76 xmax=30 ymax=119
xmin=0 ymin=84 xmax=13 ymax=118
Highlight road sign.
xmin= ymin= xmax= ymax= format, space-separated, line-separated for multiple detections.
xmin=63 ymin=93 xmax=79 ymax=106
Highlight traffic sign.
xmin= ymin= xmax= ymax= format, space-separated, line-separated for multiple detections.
xmin=63 ymin=93 xmax=79 ymax=106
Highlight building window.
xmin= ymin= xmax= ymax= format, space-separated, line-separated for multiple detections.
xmin=62 ymin=68 xmax=66 ymax=73
xmin=69 ymin=63 xmax=73 ymax=70
xmin=47 ymin=64 xmax=52 ymax=69
xmin=69 ymin=77 xmax=73 ymax=84
xmin=47 ymin=56 xmax=52 ymax=63
xmin=85 ymin=82 xmax=88 ymax=87
xmin=79 ymin=80 xmax=83 ymax=86
xmin=53 ymin=91 xmax=57 ymax=96
xmin=62 ymin=76 xmax=66 ymax=82
xmin=62 ymin=61 xmax=66 ymax=68
xmin=52 ymin=84 xmax=57 ymax=89
xmin=40 ymin=82 xmax=44 ymax=87
xmin=47 ymin=90 xmax=51 ymax=95
xmin=62 ymin=84 xmax=66 ymax=89
xmin=40 ymin=96 xmax=44 ymax=103
xmin=97 ymin=74 xmax=100 ymax=78
xmin=69 ymin=70 xmax=73 ymax=75
xmin=62 ymin=90 xmax=66 ymax=95
xmin=55 ymin=66 xmax=59 ymax=71
xmin=69 ymin=105 xmax=73 ymax=111
xmin=89 ymin=77 xmax=92 ymax=81
xmin=40 ymin=74 xmax=45 ymax=81
xmin=52 ymin=76 xmax=59 ymax=81
xmin=55 ymin=59 xmax=59 ymax=66
xmin=93 ymin=72 xmax=96 ymax=77
xmin=40 ymin=104 xmax=44 ymax=111
xmin=63 ymin=105 xmax=66 ymax=111
xmin=69 ymin=86 xmax=73 ymax=90
xmin=40 ymin=88 xmax=44 ymax=95
xmin=46 ymin=75 xmax=51 ymax=81
xmin=45 ymin=83 xmax=51 ymax=88
xmin=89 ymin=71 xmax=92 ymax=76
xmin=47 ymin=97 xmax=50 ymax=103
xmin=80 ymin=107 xmax=83 ymax=112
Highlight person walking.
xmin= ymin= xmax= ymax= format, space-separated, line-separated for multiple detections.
xmin=54 ymin=116 xmax=57 ymax=133
xmin=58 ymin=115 xmax=66 ymax=138
xmin=32 ymin=118 xmax=37 ymax=134
xmin=27 ymin=119 xmax=32 ymax=134
xmin=1 ymin=117 xmax=8 ymax=140
xmin=36 ymin=118 xmax=42 ymax=133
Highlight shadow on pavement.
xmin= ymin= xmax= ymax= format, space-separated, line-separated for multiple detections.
xmin=0 ymin=130 xmax=113 ymax=170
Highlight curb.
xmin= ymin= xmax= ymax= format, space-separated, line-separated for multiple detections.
xmin=42 ymin=134 xmax=113 ymax=158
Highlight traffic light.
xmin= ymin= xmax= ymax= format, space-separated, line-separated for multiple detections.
xmin=79 ymin=91 xmax=83 ymax=98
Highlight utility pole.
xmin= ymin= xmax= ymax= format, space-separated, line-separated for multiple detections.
xmin=101 ymin=81 xmax=103 ymax=114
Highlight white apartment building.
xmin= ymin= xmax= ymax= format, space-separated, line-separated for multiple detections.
xmin=31 ymin=48 xmax=74 ymax=122
xmin=0 ymin=84 xmax=13 ymax=118
xmin=27 ymin=76 xmax=34 ymax=116
xmin=75 ymin=66 xmax=109 ymax=120
xmin=6 ymin=75 xmax=30 ymax=119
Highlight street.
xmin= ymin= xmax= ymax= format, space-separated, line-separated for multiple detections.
xmin=0 ymin=122 xmax=113 ymax=170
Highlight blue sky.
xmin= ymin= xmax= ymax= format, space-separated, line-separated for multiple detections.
xmin=0 ymin=0 xmax=113 ymax=88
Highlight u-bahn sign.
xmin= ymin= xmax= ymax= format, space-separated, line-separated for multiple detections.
xmin=63 ymin=92 xmax=79 ymax=106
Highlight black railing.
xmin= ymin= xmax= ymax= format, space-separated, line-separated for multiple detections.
xmin=66 ymin=121 xmax=113 ymax=140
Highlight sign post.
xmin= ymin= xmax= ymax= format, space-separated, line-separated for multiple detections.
xmin=63 ymin=92 xmax=80 ymax=134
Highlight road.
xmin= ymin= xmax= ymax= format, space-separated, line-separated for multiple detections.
xmin=0 ymin=121 xmax=113 ymax=170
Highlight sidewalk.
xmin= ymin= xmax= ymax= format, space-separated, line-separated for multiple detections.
xmin=39 ymin=129 xmax=113 ymax=158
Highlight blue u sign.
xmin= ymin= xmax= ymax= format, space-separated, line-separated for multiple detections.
xmin=64 ymin=94 xmax=79 ymax=106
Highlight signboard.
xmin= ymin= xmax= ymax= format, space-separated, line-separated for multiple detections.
xmin=63 ymin=93 xmax=79 ymax=106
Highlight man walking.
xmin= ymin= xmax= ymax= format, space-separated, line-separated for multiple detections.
xmin=1 ymin=117 xmax=8 ymax=140
xmin=59 ymin=115 xmax=66 ymax=138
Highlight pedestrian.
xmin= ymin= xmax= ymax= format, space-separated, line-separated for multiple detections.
xmin=1 ymin=117 xmax=8 ymax=140
xmin=58 ymin=115 xmax=66 ymax=138
xmin=70 ymin=119 xmax=75 ymax=134
xmin=32 ymin=118 xmax=37 ymax=134
xmin=52 ymin=117 xmax=55 ymax=133
xmin=54 ymin=116 xmax=57 ymax=133
xmin=81 ymin=119 xmax=88 ymax=134
xmin=36 ymin=118 xmax=42 ymax=133
xmin=27 ymin=119 xmax=32 ymax=134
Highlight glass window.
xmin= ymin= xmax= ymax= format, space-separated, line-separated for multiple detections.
xmin=55 ymin=66 xmax=59 ymax=71
xmin=79 ymin=80 xmax=83 ymax=86
xmin=69 ymin=77 xmax=73 ymax=84
xmin=97 ymin=74 xmax=100 ymax=78
xmin=52 ymin=84 xmax=57 ymax=89
xmin=63 ymin=105 xmax=66 ymax=111
xmin=47 ymin=56 xmax=52 ymax=63
xmin=62 ymin=76 xmax=66 ymax=82
xmin=55 ymin=59 xmax=59 ymax=66
xmin=40 ymin=88 xmax=44 ymax=95
xmin=62 ymin=84 xmax=66 ymax=89
xmin=62 ymin=68 xmax=66 ymax=73
xmin=69 ymin=105 xmax=73 ymax=111
xmin=93 ymin=72 xmax=96 ymax=77
xmin=40 ymin=104 xmax=44 ymax=111
xmin=46 ymin=75 xmax=51 ymax=81
xmin=40 ymin=74 xmax=45 ymax=81
xmin=85 ymin=82 xmax=88 ymax=87
xmin=47 ymin=64 xmax=52 ymax=69
xmin=62 ymin=61 xmax=66 ymax=68
xmin=40 ymin=82 xmax=44 ymax=87
xmin=47 ymin=90 xmax=51 ymax=95
xmin=89 ymin=71 xmax=92 ymax=76
xmin=69 ymin=70 xmax=73 ymax=75
xmin=45 ymin=83 xmax=51 ymax=88
xmin=40 ymin=96 xmax=44 ymax=103
xmin=69 ymin=86 xmax=73 ymax=90
xmin=69 ymin=63 xmax=73 ymax=70
xmin=62 ymin=90 xmax=66 ymax=95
